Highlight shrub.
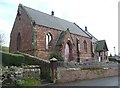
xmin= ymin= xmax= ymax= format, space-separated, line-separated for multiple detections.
xmin=16 ymin=52 xmax=45 ymax=65
xmin=1 ymin=51 xmax=24 ymax=66
xmin=18 ymin=78 xmax=41 ymax=86
xmin=109 ymin=53 xmax=112 ymax=57
xmin=23 ymin=54 xmax=40 ymax=65
xmin=2 ymin=46 xmax=9 ymax=52
xmin=49 ymin=52 xmax=63 ymax=61
xmin=108 ymin=56 xmax=117 ymax=62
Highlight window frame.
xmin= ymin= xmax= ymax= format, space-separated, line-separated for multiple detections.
xmin=83 ymin=40 xmax=87 ymax=53
xmin=46 ymin=32 xmax=53 ymax=50
xmin=76 ymin=38 xmax=80 ymax=52
xmin=17 ymin=32 xmax=21 ymax=51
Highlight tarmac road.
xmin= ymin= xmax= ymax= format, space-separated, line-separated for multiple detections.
xmin=54 ymin=76 xmax=119 ymax=86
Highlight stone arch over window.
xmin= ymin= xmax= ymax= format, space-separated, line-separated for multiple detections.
xmin=83 ymin=40 xmax=87 ymax=53
xmin=46 ymin=32 xmax=53 ymax=49
xmin=64 ymin=40 xmax=73 ymax=62
xmin=76 ymin=38 xmax=80 ymax=62
xmin=76 ymin=38 xmax=80 ymax=52
xmin=17 ymin=32 xmax=21 ymax=51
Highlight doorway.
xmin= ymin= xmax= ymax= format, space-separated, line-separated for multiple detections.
xmin=64 ymin=40 xmax=72 ymax=62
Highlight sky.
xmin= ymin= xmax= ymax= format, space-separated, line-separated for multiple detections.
xmin=0 ymin=0 xmax=119 ymax=55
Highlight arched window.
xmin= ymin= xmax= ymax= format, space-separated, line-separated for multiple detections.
xmin=92 ymin=42 xmax=94 ymax=53
xmin=76 ymin=39 xmax=80 ymax=52
xmin=64 ymin=40 xmax=73 ymax=62
xmin=83 ymin=40 xmax=87 ymax=53
xmin=46 ymin=32 xmax=52 ymax=49
xmin=17 ymin=32 xmax=21 ymax=51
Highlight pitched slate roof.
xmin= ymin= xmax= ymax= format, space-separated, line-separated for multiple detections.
xmin=84 ymin=30 xmax=98 ymax=42
xmin=20 ymin=4 xmax=90 ymax=38
xmin=95 ymin=40 xmax=108 ymax=52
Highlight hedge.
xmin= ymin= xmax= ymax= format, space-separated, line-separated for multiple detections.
xmin=1 ymin=51 xmax=24 ymax=66
xmin=108 ymin=57 xmax=116 ymax=62
xmin=15 ymin=52 xmax=50 ymax=65
xmin=2 ymin=46 xmax=9 ymax=52
xmin=1 ymin=51 xmax=50 ymax=66
xmin=108 ymin=56 xmax=120 ymax=63
xmin=20 ymin=52 xmax=41 ymax=65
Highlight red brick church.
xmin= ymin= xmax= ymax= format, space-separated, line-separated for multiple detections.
xmin=10 ymin=4 xmax=108 ymax=63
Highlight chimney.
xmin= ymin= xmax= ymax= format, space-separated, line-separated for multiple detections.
xmin=85 ymin=26 xmax=87 ymax=31
xmin=51 ymin=11 xmax=54 ymax=16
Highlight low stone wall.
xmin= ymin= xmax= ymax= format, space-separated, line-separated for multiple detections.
xmin=57 ymin=68 xmax=118 ymax=83
xmin=23 ymin=65 xmax=41 ymax=80
xmin=16 ymin=52 xmax=51 ymax=81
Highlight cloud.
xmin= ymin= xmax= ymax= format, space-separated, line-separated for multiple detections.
xmin=0 ymin=19 xmax=12 ymax=46
xmin=0 ymin=20 xmax=12 ymax=32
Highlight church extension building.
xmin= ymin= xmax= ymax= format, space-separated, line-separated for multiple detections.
xmin=10 ymin=4 xmax=108 ymax=63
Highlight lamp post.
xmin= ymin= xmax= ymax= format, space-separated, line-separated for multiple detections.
xmin=114 ymin=47 xmax=116 ymax=56
xmin=50 ymin=57 xmax=57 ymax=83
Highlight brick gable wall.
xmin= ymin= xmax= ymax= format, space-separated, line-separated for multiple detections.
xmin=10 ymin=6 xmax=33 ymax=55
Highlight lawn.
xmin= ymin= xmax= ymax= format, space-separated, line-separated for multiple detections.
xmin=19 ymin=78 xmax=41 ymax=86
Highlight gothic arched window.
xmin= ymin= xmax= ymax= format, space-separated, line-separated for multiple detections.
xmin=76 ymin=38 xmax=80 ymax=52
xmin=17 ymin=32 xmax=21 ymax=51
xmin=83 ymin=40 xmax=87 ymax=53
xmin=46 ymin=32 xmax=52 ymax=49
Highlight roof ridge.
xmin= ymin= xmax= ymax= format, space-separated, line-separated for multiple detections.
xmin=22 ymin=4 xmax=75 ymax=24
xmin=23 ymin=5 xmax=49 ymax=16
xmin=73 ymin=23 xmax=91 ymax=38
xmin=20 ymin=4 xmax=90 ymax=37
xmin=85 ymin=30 xmax=98 ymax=40
xmin=97 ymin=40 xmax=105 ymax=42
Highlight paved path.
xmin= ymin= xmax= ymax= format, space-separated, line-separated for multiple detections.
xmin=53 ymin=76 xmax=119 ymax=86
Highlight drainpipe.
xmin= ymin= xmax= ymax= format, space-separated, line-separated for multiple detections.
xmin=114 ymin=47 xmax=116 ymax=56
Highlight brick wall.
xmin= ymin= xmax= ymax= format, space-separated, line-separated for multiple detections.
xmin=34 ymin=25 xmax=61 ymax=60
xmin=57 ymin=68 xmax=118 ymax=83
xmin=34 ymin=24 xmax=92 ymax=61
xmin=71 ymin=34 xmax=92 ymax=60
xmin=10 ymin=6 xmax=33 ymax=55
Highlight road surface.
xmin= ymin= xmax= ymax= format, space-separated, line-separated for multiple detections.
xmin=53 ymin=76 xmax=119 ymax=86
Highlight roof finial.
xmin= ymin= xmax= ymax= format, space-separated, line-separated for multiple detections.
xmin=51 ymin=11 xmax=54 ymax=16
xmin=85 ymin=26 xmax=87 ymax=31
xmin=67 ymin=28 xmax=69 ymax=30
